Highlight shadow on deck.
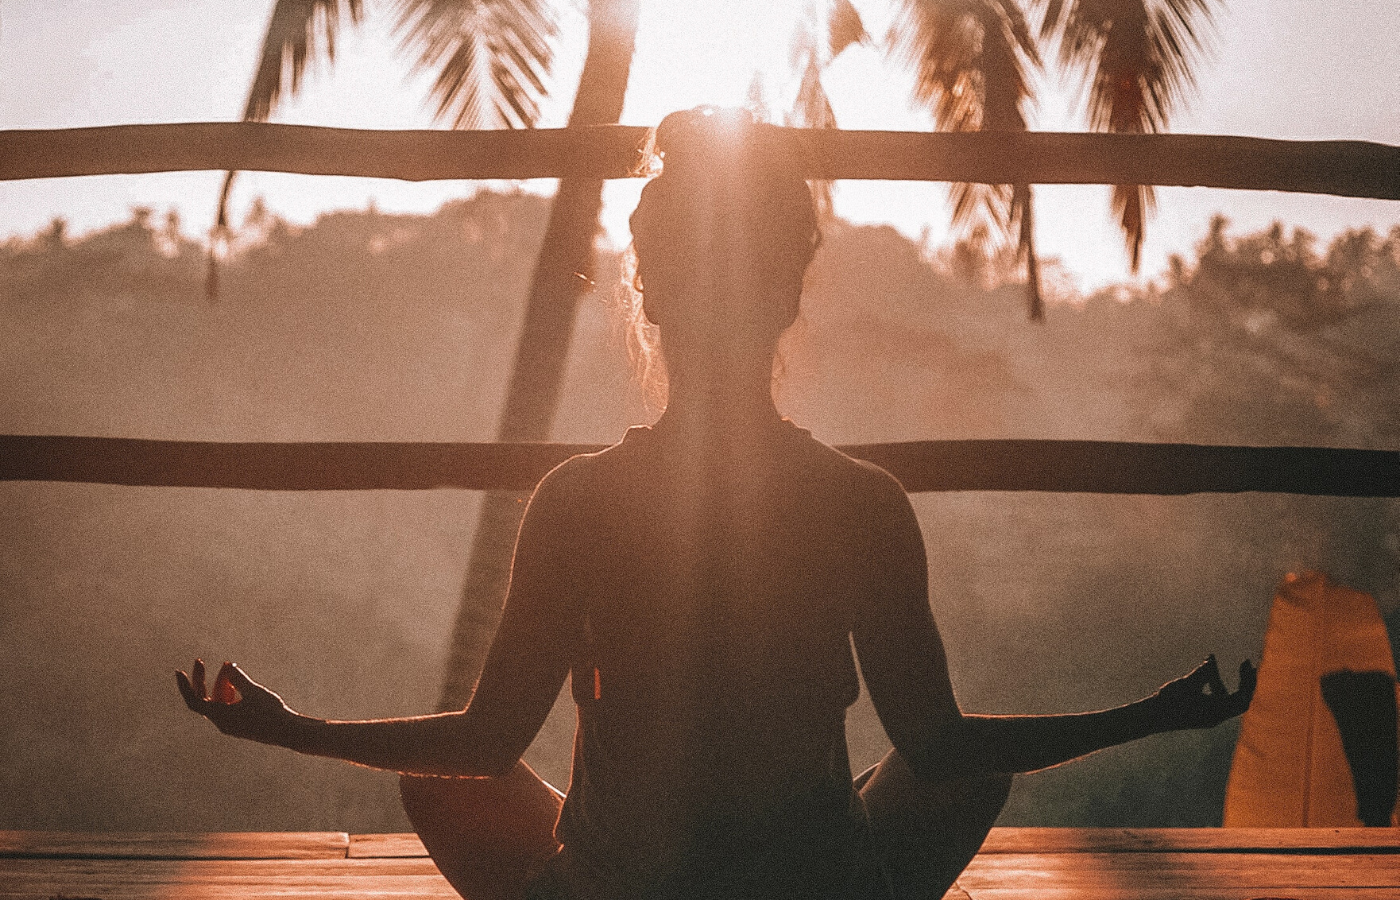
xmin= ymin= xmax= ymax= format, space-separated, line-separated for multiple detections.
xmin=3 ymin=828 xmax=1399 ymax=899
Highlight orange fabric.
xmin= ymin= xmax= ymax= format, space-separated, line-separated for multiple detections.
xmin=1224 ymin=571 xmax=1399 ymax=827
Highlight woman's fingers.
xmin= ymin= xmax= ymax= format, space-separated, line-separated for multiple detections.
xmin=177 ymin=657 xmax=251 ymax=717
xmin=1232 ymin=660 xmax=1258 ymax=714
xmin=1203 ymin=654 xmax=1228 ymax=697
xmin=1161 ymin=655 xmax=1258 ymax=728
xmin=224 ymin=662 xmax=258 ymax=695
xmin=175 ymin=669 xmax=205 ymax=712
xmin=213 ymin=662 xmax=239 ymax=704
xmin=192 ymin=658 xmax=208 ymax=699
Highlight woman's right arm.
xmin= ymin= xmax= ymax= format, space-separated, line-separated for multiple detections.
xmin=849 ymin=471 xmax=1254 ymax=783
xmin=177 ymin=466 xmax=579 ymax=778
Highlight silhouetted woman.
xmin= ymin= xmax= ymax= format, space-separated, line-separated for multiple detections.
xmin=179 ymin=107 xmax=1255 ymax=900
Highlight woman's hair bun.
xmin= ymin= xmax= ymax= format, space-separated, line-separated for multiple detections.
xmin=653 ymin=106 xmax=760 ymax=175
xmin=629 ymin=106 xmax=820 ymax=331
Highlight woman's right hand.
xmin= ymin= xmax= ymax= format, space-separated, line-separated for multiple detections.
xmin=177 ymin=659 xmax=297 ymax=746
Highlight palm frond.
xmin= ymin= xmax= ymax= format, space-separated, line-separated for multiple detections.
xmin=890 ymin=0 xmax=1043 ymax=318
xmin=211 ymin=0 xmax=363 ymax=299
xmin=1112 ymin=182 xmax=1156 ymax=271
xmin=786 ymin=0 xmax=868 ymax=218
xmin=890 ymin=1 xmax=1038 ymax=132
xmin=828 ymin=0 xmax=870 ymax=57
xmin=394 ymin=0 xmax=560 ymax=130
xmin=1039 ymin=0 xmax=1217 ymax=268
xmin=745 ymin=71 xmax=773 ymax=122
xmin=243 ymin=0 xmax=365 ymax=123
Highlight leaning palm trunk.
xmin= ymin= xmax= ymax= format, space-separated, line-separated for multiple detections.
xmin=437 ymin=0 xmax=639 ymax=711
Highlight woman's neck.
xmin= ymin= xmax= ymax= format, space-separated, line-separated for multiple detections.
xmin=656 ymin=365 xmax=783 ymax=442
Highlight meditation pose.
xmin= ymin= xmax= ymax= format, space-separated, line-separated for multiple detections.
xmin=179 ymin=107 xmax=1255 ymax=900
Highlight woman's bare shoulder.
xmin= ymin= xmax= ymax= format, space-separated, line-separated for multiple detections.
xmin=806 ymin=435 xmax=913 ymax=506
xmin=523 ymin=429 xmax=641 ymax=509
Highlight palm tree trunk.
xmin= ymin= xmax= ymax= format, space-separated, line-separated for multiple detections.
xmin=436 ymin=0 xmax=639 ymax=711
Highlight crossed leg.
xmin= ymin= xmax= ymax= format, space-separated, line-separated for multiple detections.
xmin=402 ymin=752 xmax=1009 ymax=900
xmin=399 ymin=763 xmax=563 ymax=900
xmin=857 ymin=750 xmax=1013 ymax=900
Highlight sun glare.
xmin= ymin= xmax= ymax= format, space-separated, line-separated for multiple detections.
xmin=624 ymin=0 xmax=812 ymax=124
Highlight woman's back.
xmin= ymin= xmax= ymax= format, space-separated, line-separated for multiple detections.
xmin=514 ymin=419 xmax=906 ymax=895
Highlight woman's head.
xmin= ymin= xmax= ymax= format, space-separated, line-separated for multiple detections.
xmin=626 ymin=108 xmax=821 ymax=385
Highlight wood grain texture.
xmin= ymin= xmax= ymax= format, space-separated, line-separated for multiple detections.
xmin=347 ymin=833 xmax=429 ymax=858
xmin=0 ymin=831 xmax=348 ymax=860
xmin=6 ymin=830 xmax=1400 ymax=899
xmin=950 ymin=891 xmax=1389 ymax=900
xmin=977 ymin=826 xmax=1400 ymax=853
xmin=2 ymin=125 xmax=1397 ymax=200
xmin=0 ymin=858 xmax=455 ymax=900
xmin=4 ymin=436 xmax=1398 ymax=497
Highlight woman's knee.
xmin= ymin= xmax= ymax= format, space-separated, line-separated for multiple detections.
xmin=399 ymin=762 xmax=563 ymax=900
xmin=859 ymin=749 xmax=1011 ymax=831
xmin=857 ymin=749 xmax=1011 ymax=900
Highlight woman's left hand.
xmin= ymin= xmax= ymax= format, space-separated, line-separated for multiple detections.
xmin=1153 ymin=654 xmax=1257 ymax=730
xmin=176 ymin=659 xmax=297 ymax=746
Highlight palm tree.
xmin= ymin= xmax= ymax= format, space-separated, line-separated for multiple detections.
xmin=890 ymin=0 xmax=1044 ymax=318
xmin=213 ymin=0 xmax=637 ymax=710
xmin=1037 ymin=0 xmax=1218 ymax=271
xmin=887 ymin=0 xmax=1218 ymax=317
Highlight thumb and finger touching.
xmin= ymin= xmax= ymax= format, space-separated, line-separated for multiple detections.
xmin=213 ymin=662 xmax=240 ymax=704
xmin=176 ymin=658 xmax=254 ymax=714
xmin=1160 ymin=655 xmax=1257 ymax=728
xmin=1203 ymin=654 xmax=1229 ymax=697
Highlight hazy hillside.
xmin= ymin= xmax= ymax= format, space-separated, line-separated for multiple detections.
xmin=2 ymin=196 xmax=1396 ymax=831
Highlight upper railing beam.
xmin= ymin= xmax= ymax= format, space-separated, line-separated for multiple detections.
xmin=1 ymin=123 xmax=1397 ymax=199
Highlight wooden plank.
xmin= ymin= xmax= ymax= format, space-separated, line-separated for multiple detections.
xmin=347 ymin=833 xmax=429 ymax=858
xmin=977 ymin=826 xmax=1400 ymax=854
xmin=957 ymin=852 xmax=1400 ymax=890
xmin=850 ymin=441 xmax=1400 ymax=497
xmin=1 ymin=124 xmax=1397 ymax=201
xmin=952 ymin=890 xmax=1396 ymax=900
xmin=2 ymin=841 xmax=1399 ymax=899
xmin=0 ymin=857 xmax=441 ymax=879
xmin=0 ymin=891 xmax=456 ymax=900
xmin=4 ymin=436 xmax=1399 ymax=498
xmin=0 ymin=858 xmax=455 ymax=900
xmin=0 ymin=831 xmax=348 ymax=860
xmin=0 ymin=123 xmax=652 ymax=183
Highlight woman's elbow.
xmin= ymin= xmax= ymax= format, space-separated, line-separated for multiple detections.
xmin=896 ymin=716 xmax=1000 ymax=782
xmin=448 ymin=731 xmax=527 ymax=779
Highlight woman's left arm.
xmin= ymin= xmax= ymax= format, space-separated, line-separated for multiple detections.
xmin=946 ymin=654 xmax=1256 ymax=777
xmin=177 ymin=467 xmax=578 ymax=778
xmin=851 ymin=468 xmax=1256 ymax=782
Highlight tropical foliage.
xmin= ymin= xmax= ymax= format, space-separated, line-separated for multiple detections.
xmin=214 ymin=1 xmax=1221 ymax=318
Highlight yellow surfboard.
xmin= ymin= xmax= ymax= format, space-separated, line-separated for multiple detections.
xmin=1224 ymin=570 xmax=1399 ymax=827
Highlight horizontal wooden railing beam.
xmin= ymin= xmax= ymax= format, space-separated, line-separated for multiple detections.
xmin=2 ymin=435 xmax=1397 ymax=497
xmin=1 ymin=123 xmax=1397 ymax=199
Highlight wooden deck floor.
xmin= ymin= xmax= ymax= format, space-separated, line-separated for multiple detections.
xmin=2 ymin=828 xmax=1398 ymax=899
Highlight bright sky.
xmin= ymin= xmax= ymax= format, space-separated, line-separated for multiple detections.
xmin=1 ymin=0 xmax=1397 ymax=292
